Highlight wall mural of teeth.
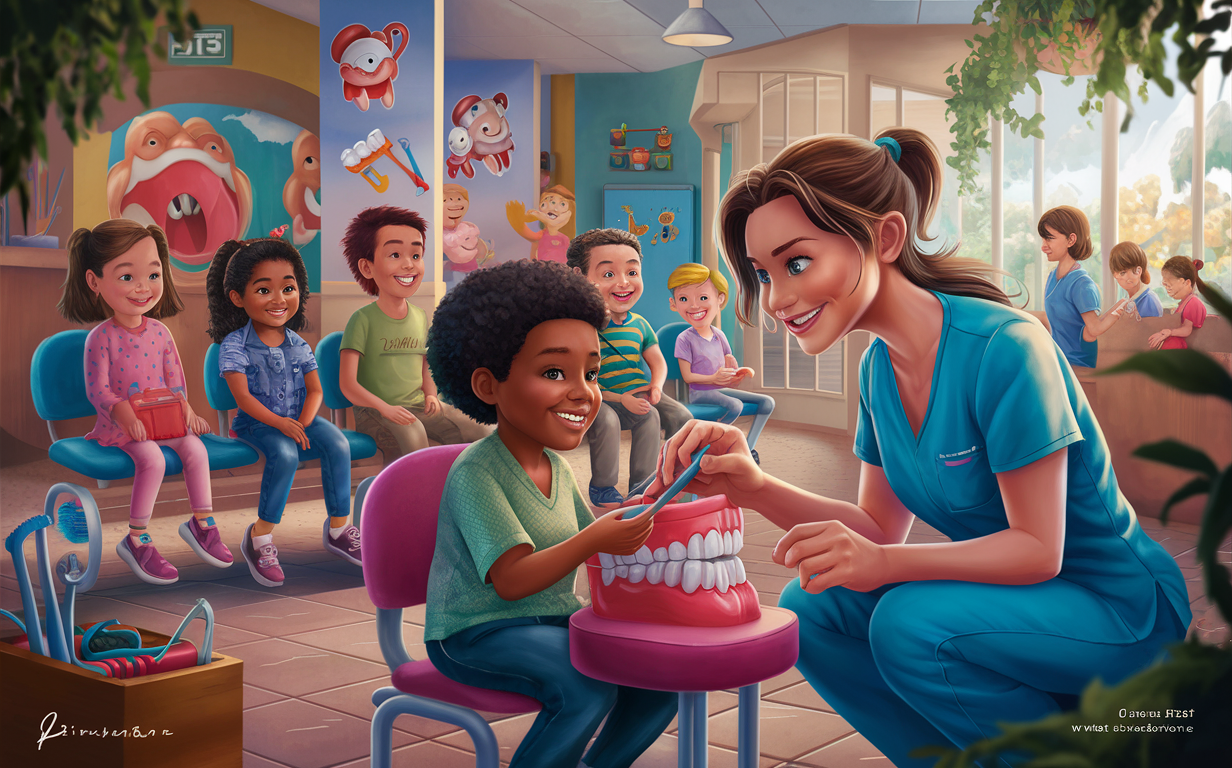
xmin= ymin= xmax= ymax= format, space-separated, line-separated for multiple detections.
xmin=105 ymin=105 xmax=321 ymax=289
xmin=585 ymin=495 xmax=762 ymax=627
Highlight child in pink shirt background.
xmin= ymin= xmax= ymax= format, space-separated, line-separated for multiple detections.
xmin=1149 ymin=256 xmax=1208 ymax=350
xmin=58 ymin=219 xmax=230 ymax=585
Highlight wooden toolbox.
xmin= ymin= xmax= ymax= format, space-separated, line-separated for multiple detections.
xmin=0 ymin=628 xmax=243 ymax=767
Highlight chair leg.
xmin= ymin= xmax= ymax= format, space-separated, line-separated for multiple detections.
xmin=371 ymin=692 xmax=503 ymax=768
xmin=691 ymin=691 xmax=708 ymax=768
xmin=677 ymin=692 xmax=693 ymax=768
xmin=737 ymin=684 xmax=760 ymax=768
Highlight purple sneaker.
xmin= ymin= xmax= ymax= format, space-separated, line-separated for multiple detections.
xmin=117 ymin=534 xmax=179 ymax=585
xmin=242 ymin=524 xmax=284 ymax=588
xmin=323 ymin=520 xmax=362 ymax=566
xmin=179 ymin=516 xmax=233 ymax=568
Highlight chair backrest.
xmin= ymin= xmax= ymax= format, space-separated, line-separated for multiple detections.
xmin=362 ymin=443 xmax=469 ymax=610
xmin=203 ymin=343 xmax=238 ymax=411
xmin=656 ymin=321 xmax=690 ymax=382
xmin=31 ymin=330 xmax=94 ymax=422
xmin=314 ymin=332 xmax=353 ymax=410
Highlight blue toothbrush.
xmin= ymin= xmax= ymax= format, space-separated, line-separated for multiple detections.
xmin=620 ymin=445 xmax=711 ymax=520
xmin=5 ymin=515 xmax=54 ymax=658
xmin=48 ymin=484 xmax=105 ymax=672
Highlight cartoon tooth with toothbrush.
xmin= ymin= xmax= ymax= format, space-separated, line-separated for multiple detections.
xmin=341 ymin=128 xmax=428 ymax=195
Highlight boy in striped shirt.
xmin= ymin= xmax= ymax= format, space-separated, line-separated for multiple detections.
xmin=567 ymin=229 xmax=692 ymax=507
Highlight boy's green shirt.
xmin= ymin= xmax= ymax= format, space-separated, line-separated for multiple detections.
xmin=340 ymin=300 xmax=427 ymax=408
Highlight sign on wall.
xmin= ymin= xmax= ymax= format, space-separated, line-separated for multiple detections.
xmin=168 ymin=25 xmax=233 ymax=66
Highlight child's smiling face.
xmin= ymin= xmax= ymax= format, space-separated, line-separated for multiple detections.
xmin=584 ymin=244 xmax=643 ymax=320
xmin=87 ymin=237 xmax=164 ymax=327
xmin=484 ymin=319 xmax=602 ymax=452
xmin=1040 ymin=226 xmax=1076 ymax=262
xmin=670 ymin=279 xmax=723 ymax=330
xmin=230 ymin=259 xmax=300 ymax=330
xmin=361 ymin=224 xmax=424 ymax=299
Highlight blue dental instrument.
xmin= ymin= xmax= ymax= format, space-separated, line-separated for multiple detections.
xmin=620 ymin=445 xmax=711 ymax=520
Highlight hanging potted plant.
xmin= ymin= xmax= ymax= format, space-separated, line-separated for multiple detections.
xmin=945 ymin=0 xmax=1231 ymax=196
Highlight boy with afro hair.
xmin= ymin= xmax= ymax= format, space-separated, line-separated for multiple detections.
xmin=424 ymin=259 xmax=678 ymax=768
xmin=339 ymin=205 xmax=490 ymax=462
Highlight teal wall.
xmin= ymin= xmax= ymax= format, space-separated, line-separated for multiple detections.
xmin=574 ymin=61 xmax=704 ymax=258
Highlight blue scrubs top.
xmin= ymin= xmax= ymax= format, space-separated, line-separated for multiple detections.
xmin=854 ymin=291 xmax=1190 ymax=639
xmin=1044 ymin=264 xmax=1101 ymax=368
xmin=1133 ymin=288 xmax=1164 ymax=318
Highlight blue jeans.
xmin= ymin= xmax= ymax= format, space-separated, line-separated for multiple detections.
xmin=426 ymin=615 xmax=678 ymax=768
xmin=689 ymin=388 xmax=775 ymax=447
xmin=236 ymin=416 xmax=352 ymax=525
xmin=779 ymin=579 xmax=1185 ymax=768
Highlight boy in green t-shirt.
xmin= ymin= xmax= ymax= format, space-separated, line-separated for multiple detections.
xmin=566 ymin=228 xmax=692 ymax=508
xmin=423 ymin=259 xmax=676 ymax=768
xmin=340 ymin=206 xmax=490 ymax=461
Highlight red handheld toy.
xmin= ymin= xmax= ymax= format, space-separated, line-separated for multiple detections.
xmin=129 ymin=388 xmax=186 ymax=440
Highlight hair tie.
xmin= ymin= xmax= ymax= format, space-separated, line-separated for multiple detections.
xmin=1193 ymin=258 xmax=1204 ymax=271
xmin=874 ymin=136 xmax=901 ymax=163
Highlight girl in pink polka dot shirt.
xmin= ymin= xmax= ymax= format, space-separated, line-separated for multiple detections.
xmin=58 ymin=220 xmax=232 ymax=585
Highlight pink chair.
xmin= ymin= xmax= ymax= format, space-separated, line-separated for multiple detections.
xmin=570 ymin=606 xmax=798 ymax=768
xmin=361 ymin=444 xmax=540 ymax=768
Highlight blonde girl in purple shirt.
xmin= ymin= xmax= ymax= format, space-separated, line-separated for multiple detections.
xmin=58 ymin=220 xmax=231 ymax=585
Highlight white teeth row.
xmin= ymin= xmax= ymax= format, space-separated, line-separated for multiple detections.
xmin=556 ymin=412 xmax=584 ymax=423
xmin=341 ymin=129 xmax=388 ymax=167
xmin=395 ymin=275 xmax=416 ymax=285
xmin=600 ymin=529 xmax=743 ymax=569
xmin=166 ymin=193 xmax=200 ymax=220
xmin=601 ymin=555 xmax=746 ymax=593
xmin=790 ymin=307 xmax=821 ymax=326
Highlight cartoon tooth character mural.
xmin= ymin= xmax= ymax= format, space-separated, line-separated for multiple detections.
xmin=585 ymin=495 xmax=760 ymax=627
xmin=651 ymin=210 xmax=679 ymax=245
xmin=330 ymin=22 xmax=409 ymax=112
xmin=283 ymin=130 xmax=321 ymax=245
xmin=447 ymin=93 xmax=515 ymax=178
xmin=106 ymin=111 xmax=252 ymax=266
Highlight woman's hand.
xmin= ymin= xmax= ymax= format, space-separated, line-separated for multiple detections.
xmin=1147 ymin=328 xmax=1172 ymax=349
xmin=657 ymin=420 xmax=765 ymax=506
xmin=113 ymin=401 xmax=147 ymax=442
xmin=423 ymin=394 xmax=441 ymax=417
xmin=587 ymin=506 xmax=655 ymax=556
xmin=277 ymin=416 xmax=310 ymax=450
xmin=773 ymin=520 xmax=891 ymax=594
xmin=379 ymin=403 xmax=418 ymax=426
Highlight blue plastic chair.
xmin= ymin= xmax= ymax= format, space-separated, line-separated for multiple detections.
xmin=313 ymin=333 xmax=378 ymax=462
xmin=31 ymin=331 xmax=258 ymax=489
xmin=203 ymin=342 xmax=377 ymax=464
xmin=657 ymin=322 xmax=762 ymax=438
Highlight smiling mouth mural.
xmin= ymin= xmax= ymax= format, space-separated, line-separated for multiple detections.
xmin=106 ymin=112 xmax=253 ymax=266
xmin=586 ymin=495 xmax=761 ymax=627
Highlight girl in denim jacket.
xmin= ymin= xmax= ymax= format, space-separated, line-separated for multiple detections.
xmin=206 ymin=238 xmax=361 ymax=587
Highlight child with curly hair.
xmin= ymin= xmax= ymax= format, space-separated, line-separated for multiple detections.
xmin=424 ymin=260 xmax=677 ymax=768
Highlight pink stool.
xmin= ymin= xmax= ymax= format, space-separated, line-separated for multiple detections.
xmin=570 ymin=605 xmax=798 ymax=768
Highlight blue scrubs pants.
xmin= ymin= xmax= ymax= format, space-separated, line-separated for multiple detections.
xmin=426 ymin=615 xmax=678 ymax=768
xmin=779 ymin=579 xmax=1185 ymax=768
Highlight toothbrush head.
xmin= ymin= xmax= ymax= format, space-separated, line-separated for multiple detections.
xmin=4 ymin=514 xmax=52 ymax=555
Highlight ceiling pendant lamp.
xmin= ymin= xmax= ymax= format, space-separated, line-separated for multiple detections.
xmin=662 ymin=0 xmax=733 ymax=47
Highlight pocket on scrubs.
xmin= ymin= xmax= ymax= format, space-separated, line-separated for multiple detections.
xmin=935 ymin=445 xmax=998 ymax=510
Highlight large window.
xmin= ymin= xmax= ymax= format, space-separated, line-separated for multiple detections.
xmin=759 ymin=73 xmax=846 ymax=395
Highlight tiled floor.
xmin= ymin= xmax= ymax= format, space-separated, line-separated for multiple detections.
xmin=2 ymin=422 xmax=1227 ymax=768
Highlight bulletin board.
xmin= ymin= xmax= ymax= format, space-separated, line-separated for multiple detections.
xmin=602 ymin=184 xmax=694 ymax=333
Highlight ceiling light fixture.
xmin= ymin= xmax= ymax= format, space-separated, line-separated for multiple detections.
xmin=661 ymin=0 xmax=733 ymax=47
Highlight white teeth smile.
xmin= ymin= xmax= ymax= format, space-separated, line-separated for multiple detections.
xmin=268 ymin=309 xmax=287 ymax=316
xmin=165 ymin=193 xmax=201 ymax=220
xmin=394 ymin=275 xmax=417 ymax=286
xmin=555 ymin=411 xmax=585 ymax=423
xmin=599 ymin=527 xmax=746 ymax=593
xmin=613 ymin=291 xmax=633 ymax=300
xmin=790 ymin=306 xmax=822 ymax=326
xmin=689 ymin=310 xmax=707 ymax=320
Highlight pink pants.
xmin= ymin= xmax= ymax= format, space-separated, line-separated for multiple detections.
xmin=120 ymin=435 xmax=212 ymax=526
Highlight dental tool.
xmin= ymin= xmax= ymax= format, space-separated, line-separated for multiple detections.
xmin=5 ymin=514 xmax=55 ymax=658
xmin=342 ymin=129 xmax=429 ymax=194
xmin=621 ymin=446 xmax=711 ymax=520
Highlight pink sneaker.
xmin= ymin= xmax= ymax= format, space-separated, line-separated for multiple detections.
xmin=323 ymin=520 xmax=362 ymax=566
xmin=117 ymin=534 xmax=179 ymax=585
xmin=179 ymin=516 xmax=233 ymax=568
xmin=242 ymin=524 xmax=284 ymax=587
